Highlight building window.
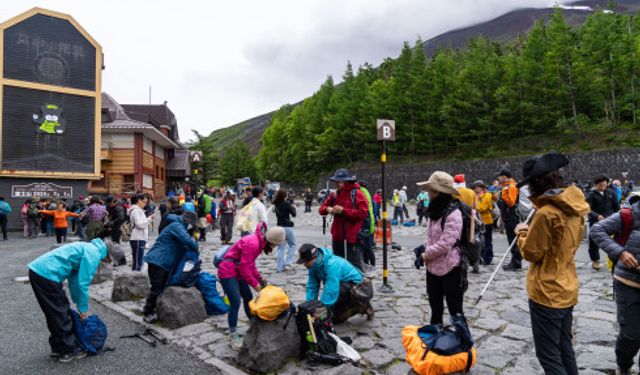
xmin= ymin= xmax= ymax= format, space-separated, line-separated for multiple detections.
xmin=143 ymin=137 xmax=153 ymax=153
xmin=155 ymin=144 xmax=164 ymax=159
xmin=160 ymin=167 xmax=164 ymax=180
xmin=143 ymin=174 xmax=153 ymax=189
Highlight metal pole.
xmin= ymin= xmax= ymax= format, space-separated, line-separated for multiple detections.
xmin=380 ymin=140 xmax=393 ymax=293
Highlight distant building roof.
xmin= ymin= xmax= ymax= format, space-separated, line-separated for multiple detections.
xmin=121 ymin=103 xmax=179 ymax=141
xmin=167 ymin=150 xmax=191 ymax=177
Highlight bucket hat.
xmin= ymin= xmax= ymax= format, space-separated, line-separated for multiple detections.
xmin=329 ymin=168 xmax=356 ymax=182
xmin=417 ymin=171 xmax=459 ymax=197
xmin=517 ymin=152 xmax=569 ymax=188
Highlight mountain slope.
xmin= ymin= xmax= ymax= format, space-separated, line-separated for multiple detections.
xmin=204 ymin=0 xmax=640 ymax=155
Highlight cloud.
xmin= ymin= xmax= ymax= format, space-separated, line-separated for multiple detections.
xmin=0 ymin=0 xmax=560 ymax=141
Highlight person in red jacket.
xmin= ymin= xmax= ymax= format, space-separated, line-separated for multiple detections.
xmin=319 ymin=168 xmax=369 ymax=271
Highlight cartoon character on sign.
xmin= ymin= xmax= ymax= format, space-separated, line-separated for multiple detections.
xmin=33 ymin=104 xmax=66 ymax=135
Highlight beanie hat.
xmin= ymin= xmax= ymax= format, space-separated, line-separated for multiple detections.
xmin=453 ymin=174 xmax=465 ymax=183
xmin=266 ymin=226 xmax=286 ymax=245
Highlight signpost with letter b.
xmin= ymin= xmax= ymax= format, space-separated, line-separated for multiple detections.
xmin=377 ymin=119 xmax=395 ymax=293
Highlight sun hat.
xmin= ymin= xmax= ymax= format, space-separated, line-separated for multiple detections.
xmin=420 ymin=171 xmax=459 ymax=197
xmin=266 ymin=226 xmax=286 ymax=245
xmin=329 ymin=168 xmax=356 ymax=182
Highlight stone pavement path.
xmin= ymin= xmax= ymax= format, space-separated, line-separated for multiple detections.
xmin=8 ymin=203 xmax=622 ymax=374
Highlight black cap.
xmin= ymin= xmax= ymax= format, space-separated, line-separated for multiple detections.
xmin=296 ymin=244 xmax=319 ymax=264
xmin=517 ymin=152 xmax=569 ymax=188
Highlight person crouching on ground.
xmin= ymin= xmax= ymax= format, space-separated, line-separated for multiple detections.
xmin=591 ymin=193 xmax=640 ymax=375
xmin=297 ymin=244 xmax=374 ymax=324
xmin=515 ymin=152 xmax=589 ymax=375
xmin=142 ymin=212 xmax=199 ymax=324
xmin=28 ymin=231 xmax=115 ymax=363
xmin=38 ymin=202 xmax=80 ymax=244
xmin=417 ymin=171 xmax=465 ymax=325
xmin=217 ymin=223 xmax=285 ymax=350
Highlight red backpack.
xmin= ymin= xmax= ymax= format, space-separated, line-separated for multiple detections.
xmin=614 ymin=208 xmax=634 ymax=246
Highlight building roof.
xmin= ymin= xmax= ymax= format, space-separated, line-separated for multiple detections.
xmin=121 ymin=104 xmax=179 ymax=141
xmin=167 ymin=150 xmax=191 ymax=177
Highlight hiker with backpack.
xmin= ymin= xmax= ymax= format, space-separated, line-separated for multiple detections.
xmin=28 ymin=231 xmax=116 ymax=363
xmin=38 ymin=202 xmax=81 ymax=244
xmin=129 ymin=194 xmax=153 ymax=271
xmin=590 ymin=193 xmax=640 ymax=375
xmin=273 ymin=189 xmax=297 ymax=273
xmin=319 ymin=168 xmax=369 ymax=272
xmin=142 ymin=212 xmax=199 ymax=324
xmin=417 ymin=171 xmax=466 ymax=325
xmin=22 ymin=199 xmax=39 ymax=239
xmin=237 ymin=186 xmax=268 ymax=237
xmin=498 ymin=170 xmax=523 ymax=271
xmin=586 ymin=175 xmax=621 ymax=271
xmin=216 ymin=223 xmax=286 ymax=350
xmin=105 ymin=196 xmax=126 ymax=244
xmin=514 ymin=152 xmax=589 ymax=375
xmin=357 ymin=180 xmax=376 ymax=272
xmin=297 ymin=244 xmax=374 ymax=324
xmin=0 ymin=196 xmax=11 ymax=240
xmin=473 ymin=180 xmax=494 ymax=265
xmin=219 ymin=189 xmax=237 ymax=244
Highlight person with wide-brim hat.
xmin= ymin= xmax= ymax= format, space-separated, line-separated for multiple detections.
xmin=417 ymin=171 xmax=465 ymax=325
xmin=319 ymin=168 xmax=369 ymax=271
xmin=514 ymin=152 xmax=589 ymax=374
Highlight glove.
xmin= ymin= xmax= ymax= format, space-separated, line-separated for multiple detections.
xmin=259 ymin=279 xmax=268 ymax=289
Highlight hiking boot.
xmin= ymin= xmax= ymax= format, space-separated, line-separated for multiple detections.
xmin=617 ymin=367 xmax=631 ymax=375
xmin=58 ymin=348 xmax=87 ymax=363
xmin=143 ymin=313 xmax=158 ymax=324
xmin=592 ymin=261 xmax=602 ymax=271
xmin=472 ymin=265 xmax=480 ymax=274
xmin=502 ymin=263 xmax=522 ymax=271
xmin=229 ymin=333 xmax=243 ymax=351
xmin=365 ymin=304 xmax=375 ymax=321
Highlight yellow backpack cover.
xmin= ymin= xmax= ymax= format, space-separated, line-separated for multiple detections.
xmin=249 ymin=285 xmax=290 ymax=321
xmin=402 ymin=325 xmax=477 ymax=375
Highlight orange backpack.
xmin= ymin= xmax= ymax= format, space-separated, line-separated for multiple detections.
xmin=402 ymin=325 xmax=476 ymax=375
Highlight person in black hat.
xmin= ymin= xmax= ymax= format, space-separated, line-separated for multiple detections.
xmin=514 ymin=152 xmax=589 ymax=375
xmin=585 ymin=175 xmax=620 ymax=271
xmin=297 ymin=244 xmax=374 ymax=323
xmin=319 ymin=168 xmax=369 ymax=271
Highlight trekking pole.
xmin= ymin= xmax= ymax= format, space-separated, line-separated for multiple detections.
xmin=322 ymin=215 xmax=327 ymax=248
xmin=474 ymin=209 xmax=536 ymax=306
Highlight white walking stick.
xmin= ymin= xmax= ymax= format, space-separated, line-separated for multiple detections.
xmin=475 ymin=209 xmax=536 ymax=306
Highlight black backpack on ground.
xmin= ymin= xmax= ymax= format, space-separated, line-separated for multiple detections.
xmin=295 ymin=300 xmax=337 ymax=358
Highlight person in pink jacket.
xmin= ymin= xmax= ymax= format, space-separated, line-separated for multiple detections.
xmin=217 ymin=223 xmax=285 ymax=350
xmin=418 ymin=171 xmax=464 ymax=325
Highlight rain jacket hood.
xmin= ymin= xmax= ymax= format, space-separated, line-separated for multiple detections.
xmin=532 ymin=186 xmax=590 ymax=218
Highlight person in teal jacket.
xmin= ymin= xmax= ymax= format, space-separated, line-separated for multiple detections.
xmin=28 ymin=233 xmax=115 ymax=363
xmin=297 ymin=244 xmax=374 ymax=323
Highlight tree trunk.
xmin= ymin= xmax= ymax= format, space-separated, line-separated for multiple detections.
xmin=566 ymin=62 xmax=580 ymax=134
xmin=609 ymin=51 xmax=617 ymax=125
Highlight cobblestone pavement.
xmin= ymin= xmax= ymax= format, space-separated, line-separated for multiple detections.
xmin=12 ymin=204 xmax=622 ymax=374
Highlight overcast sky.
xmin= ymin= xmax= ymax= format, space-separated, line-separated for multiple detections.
xmin=1 ymin=1 xmax=565 ymax=141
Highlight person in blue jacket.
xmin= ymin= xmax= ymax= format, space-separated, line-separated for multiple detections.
xmin=28 ymin=232 xmax=115 ymax=363
xmin=142 ymin=212 xmax=199 ymax=323
xmin=297 ymin=244 xmax=374 ymax=324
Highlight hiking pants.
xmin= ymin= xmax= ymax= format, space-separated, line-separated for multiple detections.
xmin=332 ymin=282 xmax=371 ymax=324
xmin=220 ymin=213 xmax=234 ymax=242
xmin=529 ymin=300 xmax=577 ymax=375
xmin=54 ymin=228 xmax=67 ymax=244
xmin=588 ymin=223 xmax=601 ymax=262
xmin=130 ymin=240 xmax=146 ymax=271
xmin=276 ymin=227 xmax=297 ymax=272
xmin=28 ymin=217 xmax=38 ymax=238
xmin=402 ymin=203 xmax=410 ymax=219
xmin=427 ymin=267 xmax=464 ymax=325
xmin=0 ymin=214 xmax=7 ymax=240
xmin=505 ymin=221 xmax=521 ymax=267
xmin=332 ymin=240 xmax=364 ymax=272
xmin=29 ymin=269 xmax=78 ymax=355
xmin=361 ymin=235 xmax=376 ymax=267
xmin=614 ymin=280 xmax=640 ymax=370
xmin=393 ymin=206 xmax=404 ymax=223
xmin=304 ymin=201 xmax=312 ymax=213
xmin=219 ymin=277 xmax=252 ymax=333
xmin=143 ymin=263 xmax=170 ymax=316
xmin=482 ymin=224 xmax=494 ymax=265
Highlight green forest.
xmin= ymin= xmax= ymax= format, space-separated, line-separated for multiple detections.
xmin=194 ymin=7 xmax=640 ymax=185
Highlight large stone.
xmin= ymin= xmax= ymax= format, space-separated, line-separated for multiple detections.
xmin=237 ymin=314 xmax=299 ymax=374
xmin=156 ymin=286 xmax=207 ymax=329
xmin=111 ymin=271 xmax=150 ymax=302
xmin=91 ymin=262 xmax=113 ymax=284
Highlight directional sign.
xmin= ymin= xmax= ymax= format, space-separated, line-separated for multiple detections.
xmin=190 ymin=151 xmax=203 ymax=163
xmin=377 ymin=119 xmax=396 ymax=141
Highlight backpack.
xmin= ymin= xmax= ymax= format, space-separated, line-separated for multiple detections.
xmin=295 ymin=300 xmax=337 ymax=359
xmin=236 ymin=200 xmax=255 ymax=232
xmin=441 ymin=201 xmax=480 ymax=267
xmin=611 ymin=207 xmax=634 ymax=274
xmin=120 ymin=220 xmax=132 ymax=242
xmin=402 ymin=315 xmax=476 ymax=374
xmin=249 ymin=285 xmax=291 ymax=321
xmin=70 ymin=310 xmax=108 ymax=355
xmin=0 ymin=201 xmax=12 ymax=215
xmin=213 ymin=245 xmax=232 ymax=268
xmin=169 ymin=252 xmax=201 ymax=288
xmin=28 ymin=205 xmax=39 ymax=218
xmin=196 ymin=272 xmax=229 ymax=315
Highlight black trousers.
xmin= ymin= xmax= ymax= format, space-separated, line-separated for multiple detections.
xmin=305 ymin=201 xmax=312 ymax=213
xmin=111 ymin=227 xmax=122 ymax=244
xmin=426 ymin=267 xmax=464 ymax=325
xmin=505 ymin=221 xmax=522 ymax=267
xmin=529 ymin=300 xmax=577 ymax=375
xmin=0 ymin=214 xmax=7 ymax=240
xmin=332 ymin=282 xmax=371 ymax=324
xmin=220 ymin=214 xmax=234 ymax=242
xmin=143 ymin=263 xmax=171 ymax=316
xmin=55 ymin=228 xmax=67 ymax=244
xmin=614 ymin=280 xmax=640 ymax=370
xmin=29 ymin=269 xmax=78 ymax=354
xmin=588 ymin=223 xmax=601 ymax=261
xmin=361 ymin=235 xmax=375 ymax=267
xmin=332 ymin=240 xmax=364 ymax=271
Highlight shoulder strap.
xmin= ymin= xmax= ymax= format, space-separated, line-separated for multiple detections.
xmin=618 ymin=208 xmax=634 ymax=246
xmin=351 ymin=189 xmax=357 ymax=209
xmin=441 ymin=201 xmax=460 ymax=231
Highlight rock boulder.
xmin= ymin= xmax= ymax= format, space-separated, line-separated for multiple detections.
xmin=111 ymin=271 xmax=150 ymax=302
xmin=156 ymin=286 xmax=207 ymax=329
xmin=237 ymin=313 xmax=299 ymax=373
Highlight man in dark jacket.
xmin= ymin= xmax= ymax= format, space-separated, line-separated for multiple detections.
xmin=142 ymin=212 xmax=199 ymax=323
xmin=587 ymin=175 xmax=621 ymax=270
xmin=197 ymin=191 xmax=208 ymax=241
xmin=304 ymin=188 xmax=314 ymax=213
xmin=158 ymin=197 xmax=184 ymax=234
xmin=319 ymin=168 xmax=369 ymax=271
xmin=105 ymin=196 xmax=126 ymax=243
xmin=590 ymin=196 xmax=640 ymax=375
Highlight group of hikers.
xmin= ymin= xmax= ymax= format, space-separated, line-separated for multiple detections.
xmin=20 ymin=152 xmax=640 ymax=374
